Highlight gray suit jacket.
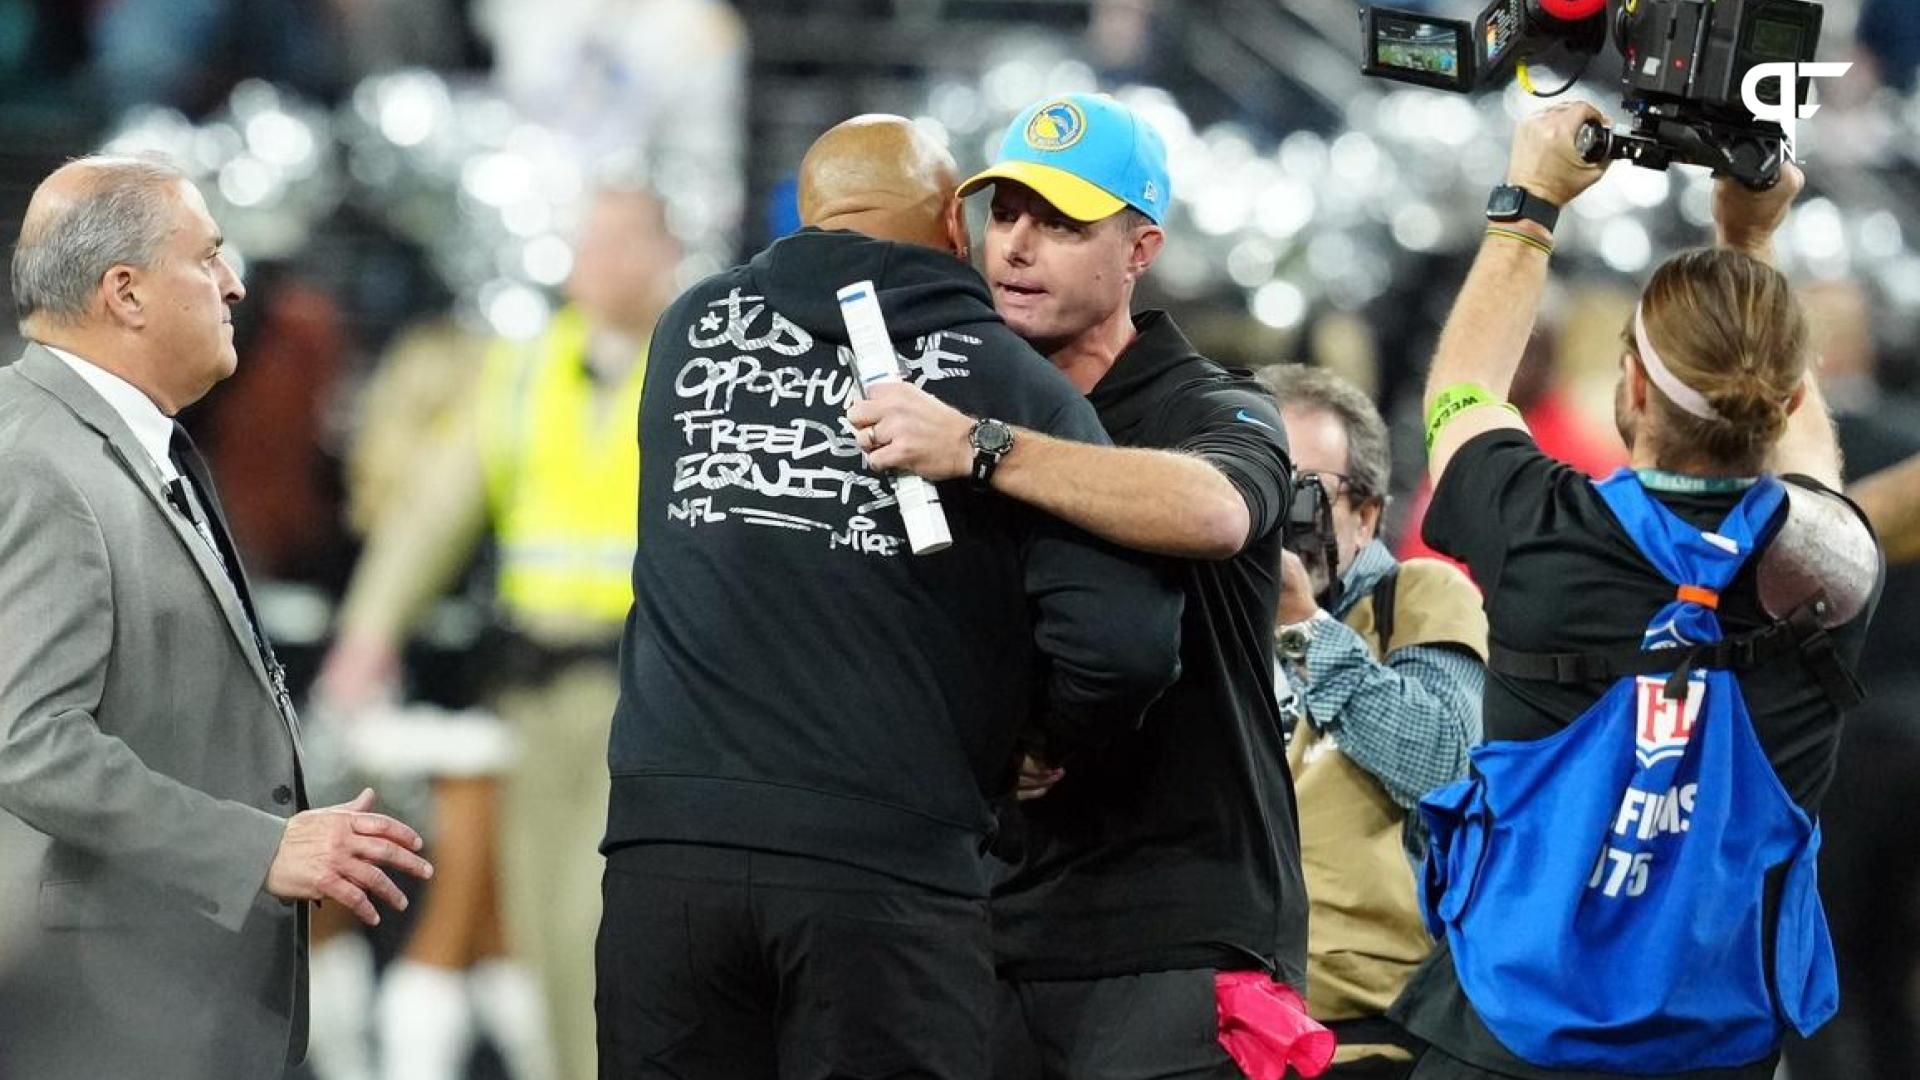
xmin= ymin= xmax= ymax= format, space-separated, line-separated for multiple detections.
xmin=0 ymin=345 xmax=308 ymax=1080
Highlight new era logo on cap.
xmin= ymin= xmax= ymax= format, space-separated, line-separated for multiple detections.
xmin=958 ymin=92 xmax=1172 ymax=224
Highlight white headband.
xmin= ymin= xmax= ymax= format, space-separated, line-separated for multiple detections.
xmin=1634 ymin=303 xmax=1720 ymax=422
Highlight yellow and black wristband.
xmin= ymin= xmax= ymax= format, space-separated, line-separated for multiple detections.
xmin=1485 ymin=225 xmax=1554 ymax=257
xmin=1425 ymin=383 xmax=1523 ymax=454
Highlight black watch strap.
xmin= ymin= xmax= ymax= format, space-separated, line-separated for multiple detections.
xmin=971 ymin=456 xmax=995 ymax=485
xmin=1487 ymin=184 xmax=1561 ymax=233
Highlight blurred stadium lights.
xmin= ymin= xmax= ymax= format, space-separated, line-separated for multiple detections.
xmin=1794 ymin=198 xmax=1850 ymax=270
xmin=1598 ymin=219 xmax=1653 ymax=275
xmin=1615 ymin=167 xmax=1673 ymax=210
xmin=522 ymin=235 xmax=575 ymax=287
xmin=1252 ymin=280 xmax=1308 ymax=330
xmin=105 ymin=80 xmax=339 ymax=263
xmin=921 ymin=62 xmax=1920 ymax=322
xmin=364 ymin=71 xmax=450 ymax=149
xmin=1254 ymin=178 xmax=1314 ymax=240
xmin=479 ymin=281 xmax=551 ymax=342
xmin=83 ymin=12 xmax=1920 ymax=347
xmin=101 ymin=66 xmax=735 ymax=340
xmin=1227 ymin=238 xmax=1280 ymax=289
xmin=1391 ymin=203 xmax=1445 ymax=252
xmin=1277 ymin=131 xmax=1329 ymax=180
xmin=1678 ymin=174 xmax=1715 ymax=228
xmin=1885 ymin=256 xmax=1920 ymax=310
xmin=463 ymin=152 xmax=536 ymax=208
xmin=1152 ymin=243 xmax=1214 ymax=301
xmin=218 ymin=157 xmax=278 ymax=209
xmin=1858 ymin=210 xmax=1903 ymax=261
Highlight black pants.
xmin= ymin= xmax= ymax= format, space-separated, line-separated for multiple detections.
xmin=993 ymin=968 xmax=1242 ymax=1080
xmin=595 ymin=843 xmax=993 ymax=1080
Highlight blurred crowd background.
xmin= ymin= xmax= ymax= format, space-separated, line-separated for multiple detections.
xmin=1 ymin=1 xmax=1916 ymax=1078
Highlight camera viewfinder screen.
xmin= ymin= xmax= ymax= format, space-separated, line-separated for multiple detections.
xmin=1374 ymin=15 xmax=1463 ymax=79
xmin=1747 ymin=16 xmax=1806 ymax=62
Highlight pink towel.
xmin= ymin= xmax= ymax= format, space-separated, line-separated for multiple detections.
xmin=1214 ymin=972 xmax=1337 ymax=1079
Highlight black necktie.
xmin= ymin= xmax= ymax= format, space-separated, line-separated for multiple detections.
xmin=168 ymin=424 xmax=245 ymax=601
xmin=169 ymin=423 xmax=297 ymax=726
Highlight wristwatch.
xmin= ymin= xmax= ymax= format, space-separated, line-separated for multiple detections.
xmin=1486 ymin=184 xmax=1561 ymax=234
xmin=1276 ymin=617 xmax=1318 ymax=663
xmin=968 ymin=418 xmax=1014 ymax=487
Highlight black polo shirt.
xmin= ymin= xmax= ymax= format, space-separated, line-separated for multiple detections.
xmin=994 ymin=311 xmax=1307 ymax=985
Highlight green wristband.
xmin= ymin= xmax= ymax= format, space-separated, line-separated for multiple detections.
xmin=1426 ymin=383 xmax=1521 ymax=453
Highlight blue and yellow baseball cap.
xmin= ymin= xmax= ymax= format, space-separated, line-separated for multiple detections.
xmin=958 ymin=93 xmax=1171 ymax=224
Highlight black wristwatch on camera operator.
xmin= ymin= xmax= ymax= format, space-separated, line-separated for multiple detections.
xmin=968 ymin=417 xmax=1014 ymax=488
xmin=1486 ymin=184 xmax=1561 ymax=234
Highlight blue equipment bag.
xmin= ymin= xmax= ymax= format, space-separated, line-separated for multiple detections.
xmin=1418 ymin=472 xmax=1842 ymax=1073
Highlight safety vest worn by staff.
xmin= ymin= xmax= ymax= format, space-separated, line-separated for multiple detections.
xmin=477 ymin=305 xmax=646 ymax=627
xmin=1419 ymin=473 xmax=1837 ymax=1073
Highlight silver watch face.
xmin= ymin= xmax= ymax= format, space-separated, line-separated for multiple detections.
xmin=973 ymin=420 xmax=1013 ymax=454
xmin=1278 ymin=626 xmax=1311 ymax=657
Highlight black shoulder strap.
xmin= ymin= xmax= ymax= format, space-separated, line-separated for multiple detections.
xmin=1370 ymin=564 xmax=1402 ymax=654
xmin=1487 ymin=601 xmax=1865 ymax=710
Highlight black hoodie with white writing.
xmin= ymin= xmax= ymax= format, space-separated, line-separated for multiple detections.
xmin=604 ymin=228 xmax=1184 ymax=896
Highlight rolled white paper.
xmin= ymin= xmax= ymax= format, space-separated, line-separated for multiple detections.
xmin=837 ymin=279 xmax=953 ymax=555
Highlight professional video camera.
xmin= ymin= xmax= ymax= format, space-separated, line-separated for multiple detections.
xmin=1357 ymin=0 xmax=1826 ymax=190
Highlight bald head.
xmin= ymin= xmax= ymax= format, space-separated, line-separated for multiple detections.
xmin=13 ymin=155 xmax=189 ymax=328
xmin=798 ymin=115 xmax=966 ymax=254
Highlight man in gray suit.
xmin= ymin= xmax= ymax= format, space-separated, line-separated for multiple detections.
xmin=0 ymin=156 xmax=434 ymax=1079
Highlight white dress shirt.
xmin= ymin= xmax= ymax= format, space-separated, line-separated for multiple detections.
xmin=44 ymin=344 xmax=182 ymax=484
xmin=43 ymin=344 xmax=235 ymax=575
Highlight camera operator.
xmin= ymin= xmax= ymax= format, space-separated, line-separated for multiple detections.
xmin=1389 ymin=101 xmax=1884 ymax=1080
xmin=1262 ymin=364 xmax=1488 ymax=1080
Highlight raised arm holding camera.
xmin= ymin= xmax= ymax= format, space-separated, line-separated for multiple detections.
xmin=1388 ymin=102 xmax=1884 ymax=1080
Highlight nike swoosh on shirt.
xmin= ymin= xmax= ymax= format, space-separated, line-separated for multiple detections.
xmin=1234 ymin=409 xmax=1279 ymax=433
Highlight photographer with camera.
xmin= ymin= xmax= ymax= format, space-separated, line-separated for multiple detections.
xmin=1261 ymin=365 xmax=1488 ymax=1080
xmin=1389 ymin=101 xmax=1883 ymax=1080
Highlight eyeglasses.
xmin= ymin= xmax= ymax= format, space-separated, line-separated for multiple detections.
xmin=1295 ymin=470 xmax=1371 ymax=503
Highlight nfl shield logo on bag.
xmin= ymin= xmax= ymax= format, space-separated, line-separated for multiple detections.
xmin=1634 ymin=675 xmax=1703 ymax=767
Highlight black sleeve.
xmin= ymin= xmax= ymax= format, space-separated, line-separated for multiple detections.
xmin=1423 ymin=428 xmax=1573 ymax=592
xmin=1022 ymin=394 xmax=1185 ymax=749
xmin=1159 ymin=379 xmax=1292 ymax=552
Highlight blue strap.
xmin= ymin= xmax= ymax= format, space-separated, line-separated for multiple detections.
xmin=1593 ymin=470 xmax=1786 ymax=650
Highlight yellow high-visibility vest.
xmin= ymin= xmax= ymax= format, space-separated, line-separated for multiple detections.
xmin=477 ymin=305 xmax=646 ymax=627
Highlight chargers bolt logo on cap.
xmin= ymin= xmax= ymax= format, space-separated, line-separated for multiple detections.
xmin=1024 ymin=100 xmax=1087 ymax=151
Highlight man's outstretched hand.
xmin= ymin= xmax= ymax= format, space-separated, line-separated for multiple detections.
xmin=265 ymin=787 xmax=432 ymax=926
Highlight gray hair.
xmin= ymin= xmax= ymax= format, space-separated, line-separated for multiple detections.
xmin=12 ymin=155 xmax=189 ymax=326
xmin=1258 ymin=363 xmax=1391 ymax=503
